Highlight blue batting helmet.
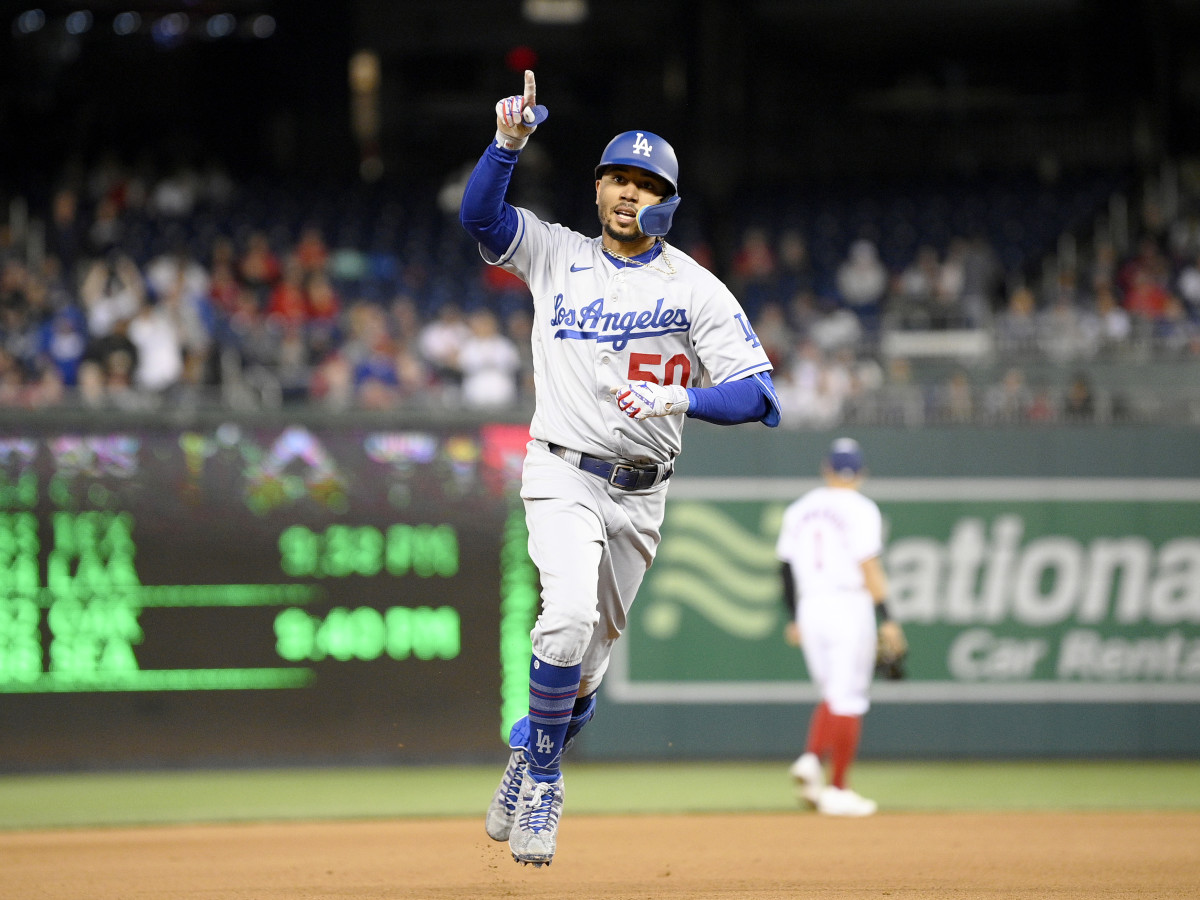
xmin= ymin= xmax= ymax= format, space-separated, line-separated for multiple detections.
xmin=595 ymin=130 xmax=679 ymax=195
xmin=596 ymin=130 xmax=681 ymax=237
xmin=826 ymin=438 xmax=865 ymax=477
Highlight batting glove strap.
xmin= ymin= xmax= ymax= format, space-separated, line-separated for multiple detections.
xmin=494 ymin=128 xmax=529 ymax=151
xmin=612 ymin=382 xmax=690 ymax=419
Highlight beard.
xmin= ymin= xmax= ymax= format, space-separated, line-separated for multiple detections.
xmin=599 ymin=208 xmax=642 ymax=244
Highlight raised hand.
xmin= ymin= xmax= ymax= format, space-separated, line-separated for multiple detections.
xmin=496 ymin=70 xmax=549 ymax=146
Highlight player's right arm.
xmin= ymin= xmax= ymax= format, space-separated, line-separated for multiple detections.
xmin=459 ymin=70 xmax=545 ymax=259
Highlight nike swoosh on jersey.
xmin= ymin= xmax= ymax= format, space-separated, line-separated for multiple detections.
xmin=570 ymin=263 xmax=592 ymax=272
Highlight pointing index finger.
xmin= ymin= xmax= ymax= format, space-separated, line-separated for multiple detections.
xmin=523 ymin=70 xmax=536 ymax=107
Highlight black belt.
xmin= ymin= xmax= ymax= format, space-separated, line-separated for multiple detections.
xmin=548 ymin=443 xmax=672 ymax=491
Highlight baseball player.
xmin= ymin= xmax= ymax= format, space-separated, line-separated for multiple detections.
xmin=775 ymin=438 xmax=906 ymax=817
xmin=460 ymin=70 xmax=781 ymax=866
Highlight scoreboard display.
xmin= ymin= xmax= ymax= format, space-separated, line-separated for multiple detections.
xmin=0 ymin=419 xmax=538 ymax=770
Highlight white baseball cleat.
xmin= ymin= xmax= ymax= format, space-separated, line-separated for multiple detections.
xmin=816 ymin=785 xmax=878 ymax=817
xmin=508 ymin=771 xmax=565 ymax=867
xmin=789 ymin=752 xmax=825 ymax=807
xmin=485 ymin=746 xmax=528 ymax=841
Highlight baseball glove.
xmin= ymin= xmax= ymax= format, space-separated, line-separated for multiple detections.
xmin=875 ymin=640 xmax=907 ymax=680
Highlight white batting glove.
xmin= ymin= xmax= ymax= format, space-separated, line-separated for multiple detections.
xmin=611 ymin=382 xmax=690 ymax=419
xmin=495 ymin=69 xmax=544 ymax=151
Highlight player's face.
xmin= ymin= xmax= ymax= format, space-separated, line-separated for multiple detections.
xmin=596 ymin=166 xmax=670 ymax=248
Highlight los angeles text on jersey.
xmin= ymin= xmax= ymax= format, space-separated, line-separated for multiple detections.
xmin=550 ymin=294 xmax=690 ymax=351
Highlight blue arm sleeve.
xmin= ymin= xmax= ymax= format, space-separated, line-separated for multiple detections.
xmin=459 ymin=143 xmax=522 ymax=258
xmin=684 ymin=372 xmax=781 ymax=427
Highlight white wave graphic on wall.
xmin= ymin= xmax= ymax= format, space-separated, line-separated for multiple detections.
xmin=641 ymin=502 xmax=782 ymax=640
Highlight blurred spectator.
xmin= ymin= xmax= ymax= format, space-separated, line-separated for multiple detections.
xmin=752 ymin=302 xmax=793 ymax=368
xmin=983 ymin=367 xmax=1033 ymax=424
xmin=45 ymin=187 xmax=85 ymax=280
xmin=208 ymin=255 xmax=242 ymax=319
xmin=81 ymin=317 xmax=140 ymax=407
xmin=339 ymin=301 xmax=390 ymax=371
xmin=809 ymin=297 xmax=862 ymax=352
xmin=932 ymin=237 xmax=968 ymax=328
xmin=295 ymin=225 xmax=330 ymax=276
xmin=1154 ymin=295 xmax=1200 ymax=355
xmin=480 ymin=260 xmax=528 ymax=311
xmin=38 ymin=308 xmax=88 ymax=387
xmin=1027 ymin=386 xmax=1057 ymax=423
xmin=127 ymin=297 xmax=183 ymax=394
xmin=157 ymin=271 xmax=212 ymax=383
xmin=225 ymin=288 xmax=280 ymax=371
xmin=994 ymin=284 xmax=1039 ymax=355
xmin=148 ymin=164 xmax=199 ymax=218
xmin=1123 ymin=267 xmax=1170 ymax=322
xmin=239 ymin=230 xmax=282 ymax=303
xmin=266 ymin=256 xmax=309 ymax=325
xmin=87 ymin=196 xmax=125 ymax=258
xmin=1037 ymin=288 xmax=1090 ymax=364
xmin=308 ymin=349 xmax=354 ymax=412
xmin=877 ymin=356 xmax=926 ymax=426
xmin=353 ymin=334 xmax=401 ymax=409
xmin=731 ymin=226 xmax=778 ymax=310
xmin=785 ymin=290 xmax=822 ymax=340
xmin=893 ymin=244 xmax=941 ymax=329
xmin=146 ymin=242 xmax=209 ymax=305
xmin=505 ymin=307 xmax=536 ymax=402
xmin=275 ymin=320 xmax=312 ymax=404
xmin=457 ymin=307 xmax=521 ymax=409
xmin=935 ymin=369 xmax=975 ymax=424
xmin=0 ymin=304 xmax=39 ymax=378
xmin=775 ymin=228 xmax=816 ymax=301
xmin=0 ymin=349 xmax=26 ymax=405
xmin=835 ymin=238 xmax=888 ymax=311
xmin=959 ymin=233 xmax=1002 ymax=324
xmin=80 ymin=255 xmax=144 ymax=338
xmin=1063 ymin=371 xmax=1096 ymax=422
xmin=1091 ymin=282 xmax=1132 ymax=354
xmin=389 ymin=295 xmax=423 ymax=345
xmin=1174 ymin=248 xmax=1200 ymax=317
xmin=777 ymin=340 xmax=849 ymax=428
xmin=419 ymin=302 xmax=471 ymax=393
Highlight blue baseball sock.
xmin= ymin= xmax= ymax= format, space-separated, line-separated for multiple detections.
xmin=526 ymin=654 xmax=580 ymax=782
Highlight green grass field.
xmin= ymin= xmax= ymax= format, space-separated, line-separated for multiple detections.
xmin=1 ymin=760 xmax=1197 ymax=830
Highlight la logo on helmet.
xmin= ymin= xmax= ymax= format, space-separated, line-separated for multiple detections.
xmin=631 ymin=133 xmax=653 ymax=157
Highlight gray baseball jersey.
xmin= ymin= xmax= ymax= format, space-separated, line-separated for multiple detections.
xmin=487 ymin=208 xmax=773 ymax=464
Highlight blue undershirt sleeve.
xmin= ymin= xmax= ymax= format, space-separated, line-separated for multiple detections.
xmin=684 ymin=372 xmax=781 ymax=427
xmin=459 ymin=143 xmax=522 ymax=258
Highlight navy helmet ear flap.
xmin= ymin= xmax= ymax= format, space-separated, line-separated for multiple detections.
xmin=636 ymin=195 xmax=681 ymax=237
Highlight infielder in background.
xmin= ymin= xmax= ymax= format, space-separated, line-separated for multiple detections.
xmin=460 ymin=70 xmax=781 ymax=866
xmin=775 ymin=438 xmax=906 ymax=817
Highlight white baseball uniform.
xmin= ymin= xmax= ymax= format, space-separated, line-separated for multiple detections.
xmin=486 ymin=208 xmax=773 ymax=692
xmin=775 ymin=485 xmax=883 ymax=715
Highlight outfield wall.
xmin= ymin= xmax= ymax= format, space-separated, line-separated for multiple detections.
xmin=581 ymin=423 xmax=1200 ymax=760
xmin=1 ymin=414 xmax=1194 ymax=769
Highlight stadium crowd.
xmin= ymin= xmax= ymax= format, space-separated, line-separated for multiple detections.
xmin=1 ymin=155 xmax=1197 ymax=426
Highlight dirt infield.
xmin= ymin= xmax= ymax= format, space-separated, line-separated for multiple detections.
xmin=4 ymin=811 xmax=1198 ymax=899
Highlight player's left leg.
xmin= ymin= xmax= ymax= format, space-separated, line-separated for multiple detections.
xmin=813 ymin=598 xmax=877 ymax=817
xmin=507 ymin=465 xmax=605 ymax=864
xmin=790 ymin=701 xmax=831 ymax=806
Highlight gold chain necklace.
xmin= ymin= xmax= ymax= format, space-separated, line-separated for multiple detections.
xmin=602 ymin=239 xmax=677 ymax=277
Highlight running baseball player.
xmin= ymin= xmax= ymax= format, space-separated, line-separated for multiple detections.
xmin=776 ymin=437 xmax=906 ymax=816
xmin=460 ymin=70 xmax=781 ymax=866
